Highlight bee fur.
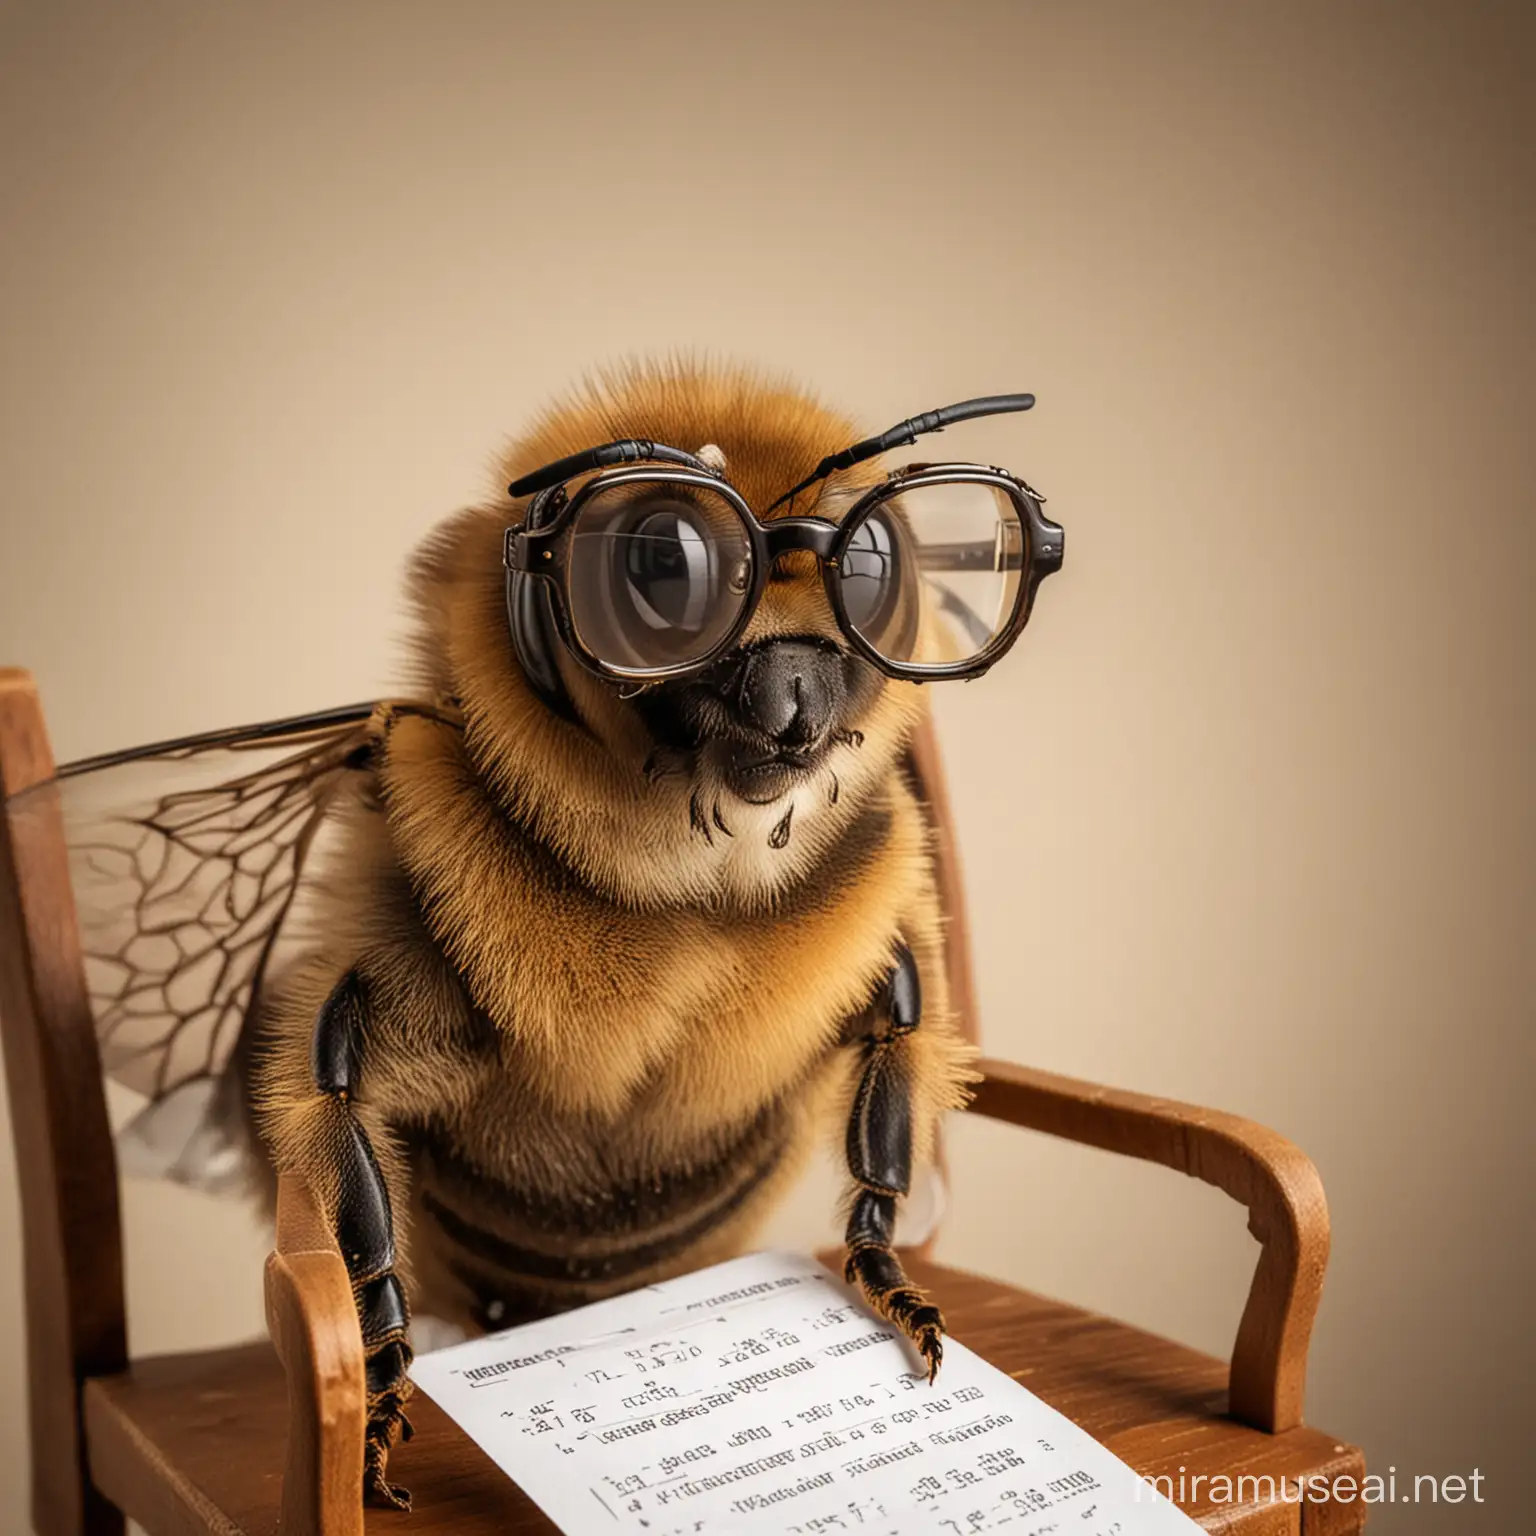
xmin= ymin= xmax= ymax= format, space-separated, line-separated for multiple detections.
xmin=248 ymin=361 xmax=979 ymax=1507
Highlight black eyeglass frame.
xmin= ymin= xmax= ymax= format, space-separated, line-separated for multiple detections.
xmin=504 ymin=460 xmax=1064 ymax=684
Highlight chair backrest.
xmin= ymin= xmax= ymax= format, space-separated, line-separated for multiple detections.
xmin=0 ymin=670 xmax=128 ymax=1536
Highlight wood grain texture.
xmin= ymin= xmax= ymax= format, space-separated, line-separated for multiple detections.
xmin=83 ymin=1256 xmax=1363 ymax=1535
xmin=968 ymin=1058 xmax=1331 ymax=1435
xmin=266 ymin=1174 xmax=367 ymax=1536
xmin=0 ymin=668 xmax=128 ymax=1536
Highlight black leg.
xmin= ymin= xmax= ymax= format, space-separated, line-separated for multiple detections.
xmin=312 ymin=970 xmax=415 ymax=1510
xmin=842 ymin=942 xmax=946 ymax=1380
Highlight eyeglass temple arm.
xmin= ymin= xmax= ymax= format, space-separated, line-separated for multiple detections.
xmin=508 ymin=439 xmax=713 ymax=499
xmin=764 ymin=393 xmax=1036 ymax=514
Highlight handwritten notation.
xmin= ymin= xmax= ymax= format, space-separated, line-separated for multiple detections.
xmin=412 ymin=1250 xmax=1199 ymax=1536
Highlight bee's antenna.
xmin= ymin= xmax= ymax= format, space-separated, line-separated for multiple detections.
xmin=509 ymin=439 xmax=719 ymax=499
xmin=764 ymin=394 xmax=1035 ymax=514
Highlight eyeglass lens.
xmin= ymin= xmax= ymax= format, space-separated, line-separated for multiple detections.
xmin=565 ymin=480 xmax=754 ymax=673
xmin=838 ymin=480 xmax=1025 ymax=668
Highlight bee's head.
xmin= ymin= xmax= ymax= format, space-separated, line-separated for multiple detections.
xmin=408 ymin=360 xmax=926 ymax=907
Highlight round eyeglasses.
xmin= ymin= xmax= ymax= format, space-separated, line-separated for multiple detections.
xmin=504 ymin=461 xmax=1063 ymax=683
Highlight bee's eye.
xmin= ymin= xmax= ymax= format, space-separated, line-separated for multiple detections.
xmin=622 ymin=508 xmax=712 ymax=632
xmin=838 ymin=509 xmax=904 ymax=632
xmin=567 ymin=481 xmax=754 ymax=671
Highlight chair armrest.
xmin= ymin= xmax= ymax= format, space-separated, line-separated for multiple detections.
xmin=967 ymin=1057 xmax=1330 ymax=1434
xmin=264 ymin=1172 xmax=366 ymax=1536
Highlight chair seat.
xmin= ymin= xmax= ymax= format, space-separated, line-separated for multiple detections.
xmin=81 ymin=1256 xmax=1363 ymax=1535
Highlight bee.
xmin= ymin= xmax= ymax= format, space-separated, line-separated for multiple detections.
xmin=48 ymin=361 xmax=1064 ymax=1507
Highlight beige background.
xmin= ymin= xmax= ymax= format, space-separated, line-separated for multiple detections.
xmin=1 ymin=2 xmax=1531 ymax=1532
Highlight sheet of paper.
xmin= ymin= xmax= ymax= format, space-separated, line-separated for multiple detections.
xmin=412 ymin=1250 xmax=1199 ymax=1535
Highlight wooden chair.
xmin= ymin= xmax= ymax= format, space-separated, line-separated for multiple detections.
xmin=0 ymin=667 xmax=1365 ymax=1535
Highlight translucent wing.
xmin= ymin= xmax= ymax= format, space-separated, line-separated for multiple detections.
xmin=49 ymin=699 xmax=455 ymax=1187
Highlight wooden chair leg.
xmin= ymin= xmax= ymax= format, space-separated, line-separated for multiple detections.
xmin=265 ymin=1173 xmax=366 ymax=1536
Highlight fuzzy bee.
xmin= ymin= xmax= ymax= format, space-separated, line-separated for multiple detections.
xmin=48 ymin=362 xmax=1064 ymax=1508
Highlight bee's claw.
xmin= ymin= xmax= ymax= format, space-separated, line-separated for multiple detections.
xmin=364 ymin=1469 xmax=413 ymax=1512
xmin=364 ymin=1398 xmax=415 ymax=1511
xmin=918 ymin=1325 xmax=943 ymax=1383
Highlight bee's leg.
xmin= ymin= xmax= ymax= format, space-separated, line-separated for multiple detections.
xmin=843 ymin=942 xmax=947 ymax=1381
xmin=310 ymin=970 xmax=415 ymax=1511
